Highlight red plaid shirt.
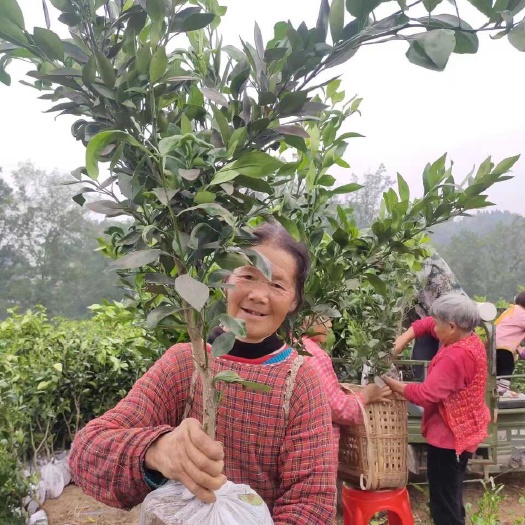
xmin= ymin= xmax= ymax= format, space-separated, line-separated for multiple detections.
xmin=302 ymin=337 xmax=364 ymax=463
xmin=69 ymin=343 xmax=336 ymax=524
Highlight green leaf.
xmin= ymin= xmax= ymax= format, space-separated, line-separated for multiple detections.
xmin=235 ymin=175 xmax=273 ymax=193
xmin=49 ymin=0 xmax=74 ymax=12
xmin=277 ymin=91 xmax=309 ymax=116
xmin=330 ymin=0 xmax=345 ymax=42
xmin=146 ymin=0 xmax=165 ymax=26
xmin=212 ymin=369 xmax=272 ymax=391
xmin=317 ymin=0 xmax=330 ymax=41
xmin=365 ymin=273 xmax=387 ymax=296
xmin=331 ymin=182 xmax=363 ymax=195
xmin=150 ymin=46 xmax=167 ymax=83
xmin=212 ymin=106 xmax=231 ymax=143
xmin=152 ymin=187 xmax=177 ymax=205
xmin=86 ymin=199 xmax=127 ymax=216
xmin=259 ymin=91 xmax=277 ymax=105
xmin=0 ymin=15 xmax=30 ymax=46
xmin=172 ymin=12 xmax=216 ymax=32
xmin=209 ymin=168 xmax=239 ymax=185
xmin=491 ymin=154 xmax=520 ymax=175
xmin=230 ymin=151 xmax=282 ymax=177
xmin=211 ymin=332 xmax=236 ymax=357
xmin=264 ymin=47 xmax=287 ymax=61
xmin=86 ymin=131 xmax=147 ymax=179
xmin=467 ymin=0 xmax=496 ymax=17
xmin=274 ymin=125 xmax=309 ymax=138
xmin=33 ymin=27 xmax=64 ymax=61
xmin=243 ymin=248 xmax=271 ymax=280
xmin=179 ymin=168 xmax=200 ymax=181
xmin=82 ymin=55 xmax=96 ymax=84
xmin=147 ymin=305 xmax=180 ymax=329
xmin=194 ymin=191 xmax=216 ymax=204
xmin=508 ymin=20 xmax=525 ymax=51
xmin=107 ymin=249 xmax=161 ymax=270
xmin=202 ymin=86 xmax=228 ymax=106
xmin=0 ymin=0 xmax=25 ymax=29
xmin=94 ymin=49 xmax=116 ymax=88
xmin=421 ymin=15 xmax=479 ymax=54
xmin=135 ymin=44 xmax=151 ymax=75
xmin=211 ymin=151 xmax=282 ymax=184
xmin=53 ymin=363 xmax=63 ymax=373
xmin=345 ymin=0 xmax=381 ymax=19
xmin=273 ymin=214 xmax=301 ymax=240
xmin=215 ymin=251 xmax=251 ymax=271
xmin=58 ymin=12 xmax=81 ymax=26
xmin=406 ymin=30 xmax=455 ymax=71
xmin=175 ymin=274 xmax=210 ymax=311
xmin=423 ymin=0 xmax=443 ymax=11
xmin=217 ymin=314 xmax=247 ymax=337
xmin=179 ymin=203 xmax=236 ymax=226
xmin=223 ymin=44 xmax=245 ymax=61
xmin=0 ymin=60 xmax=11 ymax=85
xmin=397 ymin=173 xmax=410 ymax=201
xmin=423 ymin=29 xmax=456 ymax=69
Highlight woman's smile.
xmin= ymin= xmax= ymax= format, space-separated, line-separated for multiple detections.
xmin=240 ymin=307 xmax=266 ymax=317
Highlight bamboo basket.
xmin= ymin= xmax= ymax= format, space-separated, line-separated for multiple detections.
xmin=338 ymin=383 xmax=409 ymax=490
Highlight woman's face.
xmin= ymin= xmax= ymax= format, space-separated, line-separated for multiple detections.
xmin=433 ymin=317 xmax=459 ymax=346
xmin=227 ymin=243 xmax=298 ymax=343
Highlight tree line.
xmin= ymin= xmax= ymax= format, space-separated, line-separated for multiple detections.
xmin=1 ymin=163 xmax=522 ymax=318
xmin=430 ymin=211 xmax=525 ymax=302
xmin=0 ymin=162 xmax=123 ymax=318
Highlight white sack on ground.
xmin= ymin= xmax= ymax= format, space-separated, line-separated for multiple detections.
xmin=40 ymin=463 xmax=65 ymax=500
xmin=139 ymin=480 xmax=274 ymax=525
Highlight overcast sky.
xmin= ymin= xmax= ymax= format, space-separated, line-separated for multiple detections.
xmin=1 ymin=0 xmax=523 ymax=215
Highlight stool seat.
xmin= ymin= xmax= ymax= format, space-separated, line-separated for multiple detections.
xmin=342 ymin=484 xmax=414 ymax=525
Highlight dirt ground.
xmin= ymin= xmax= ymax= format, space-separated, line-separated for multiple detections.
xmin=44 ymin=473 xmax=525 ymax=525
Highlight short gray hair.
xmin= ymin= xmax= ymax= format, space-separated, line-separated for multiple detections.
xmin=430 ymin=294 xmax=480 ymax=332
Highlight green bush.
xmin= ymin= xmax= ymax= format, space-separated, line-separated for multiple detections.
xmin=0 ymin=303 xmax=166 ymax=463
xmin=0 ymin=443 xmax=31 ymax=525
xmin=0 ymin=302 xmax=170 ymax=521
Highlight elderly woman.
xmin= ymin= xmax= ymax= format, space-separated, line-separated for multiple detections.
xmin=382 ymin=294 xmax=490 ymax=525
xmin=69 ymin=224 xmax=336 ymax=525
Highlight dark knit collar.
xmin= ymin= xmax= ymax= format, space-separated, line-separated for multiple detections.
xmin=207 ymin=326 xmax=283 ymax=359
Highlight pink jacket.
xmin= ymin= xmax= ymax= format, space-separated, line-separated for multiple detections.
xmin=495 ymin=305 xmax=525 ymax=354
xmin=302 ymin=337 xmax=364 ymax=462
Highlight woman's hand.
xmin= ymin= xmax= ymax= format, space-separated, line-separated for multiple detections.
xmin=144 ymin=418 xmax=227 ymax=503
xmin=392 ymin=327 xmax=416 ymax=355
xmin=361 ymin=383 xmax=392 ymax=404
xmin=381 ymin=375 xmax=407 ymax=396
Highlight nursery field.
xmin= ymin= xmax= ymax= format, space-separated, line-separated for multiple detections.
xmin=43 ymin=474 xmax=525 ymax=525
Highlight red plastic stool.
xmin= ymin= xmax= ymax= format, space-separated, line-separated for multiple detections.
xmin=342 ymin=484 xmax=414 ymax=525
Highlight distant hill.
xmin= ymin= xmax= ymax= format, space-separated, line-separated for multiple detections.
xmin=428 ymin=210 xmax=525 ymax=302
xmin=429 ymin=210 xmax=519 ymax=248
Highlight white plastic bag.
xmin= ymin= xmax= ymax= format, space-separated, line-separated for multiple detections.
xmin=40 ymin=463 xmax=65 ymax=500
xmin=139 ymin=480 xmax=274 ymax=525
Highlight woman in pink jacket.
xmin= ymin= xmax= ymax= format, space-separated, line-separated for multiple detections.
xmin=302 ymin=317 xmax=391 ymax=462
xmin=495 ymin=291 xmax=525 ymax=396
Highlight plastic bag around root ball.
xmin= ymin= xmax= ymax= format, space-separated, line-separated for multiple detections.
xmin=139 ymin=480 xmax=274 ymax=525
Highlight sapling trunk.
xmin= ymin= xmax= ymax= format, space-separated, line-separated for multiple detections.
xmin=185 ymin=308 xmax=218 ymax=439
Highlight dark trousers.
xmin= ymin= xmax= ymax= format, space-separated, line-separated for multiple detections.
xmin=427 ymin=444 xmax=472 ymax=525
xmin=496 ymin=348 xmax=515 ymax=376
xmin=412 ymin=335 xmax=440 ymax=380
